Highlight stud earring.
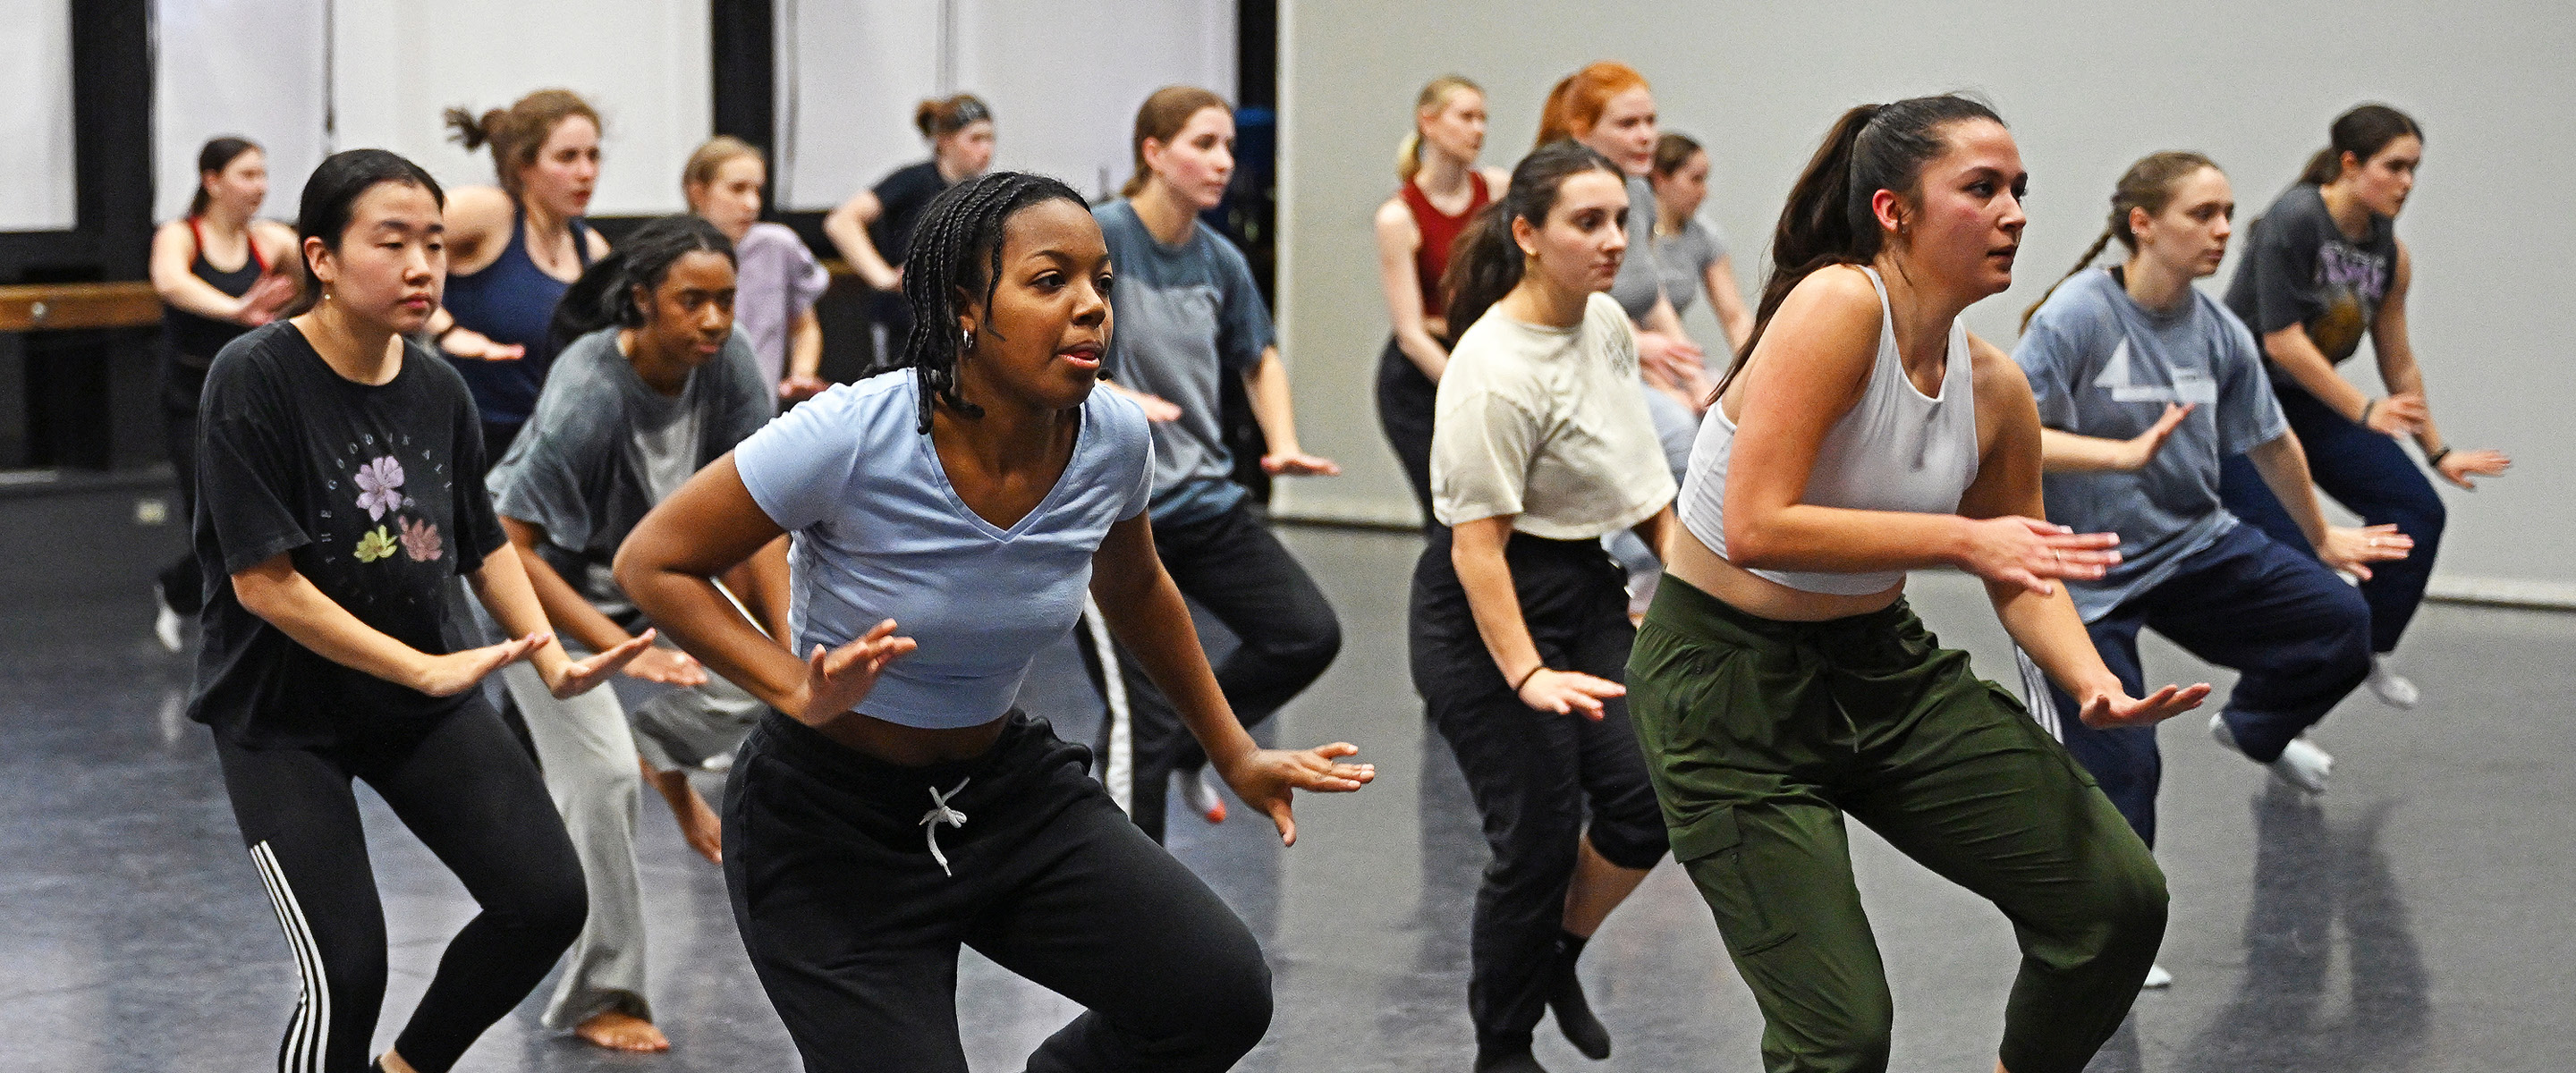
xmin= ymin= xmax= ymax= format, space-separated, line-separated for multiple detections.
xmin=961 ymin=327 xmax=975 ymax=351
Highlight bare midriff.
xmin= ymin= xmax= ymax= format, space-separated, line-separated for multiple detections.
xmin=1662 ymin=526 xmax=1906 ymax=623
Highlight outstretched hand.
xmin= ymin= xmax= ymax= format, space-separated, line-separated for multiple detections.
xmin=2318 ymin=523 xmax=2413 ymax=580
xmin=2077 ymin=681 xmax=2212 ymax=730
xmin=623 ymin=644 xmax=709 ymax=687
xmin=440 ymin=325 xmax=527 ymax=362
xmin=547 ymin=629 xmax=658 ymax=698
xmin=2117 ymin=403 xmax=2194 ymax=470
xmin=1217 ymin=742 xmax=1375 ymax=847
xmin=2435 ymin=447 xmax=2510 ymax=489
xmin=1516 ymin=668 xmax=1624 ymax=720
xmin=1962 ymin=516 xmax=2122 ymax=596
xmin=1260 ymin=452 xmax=1342 ymax=477
xmin=797 ymin=619 xmax=917 ymax=725
xmin=412 ymin=630 xmax=549 ymax=697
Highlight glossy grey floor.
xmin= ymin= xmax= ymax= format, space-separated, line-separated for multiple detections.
xmin=5 ymin=486 xmax=2572 ymax=1071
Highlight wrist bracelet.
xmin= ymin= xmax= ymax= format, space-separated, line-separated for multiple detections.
xmin=2359 ymin=398 xmax=2378 ymax=426
xmin=1513 ymin=665 xmax=1546 ymax=691
xmin=2427 ymin=446 xmax=2453 ymax=467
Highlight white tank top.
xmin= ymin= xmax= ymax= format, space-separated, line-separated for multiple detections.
xmin=1679 ymin=266 xmax=1981 ymax=596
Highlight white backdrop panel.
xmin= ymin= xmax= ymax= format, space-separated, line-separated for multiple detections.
xmin=152 ymin=0 xmax=329 ymax=224
xmin=1 ymin=0 xmax=78 ymax=232
xmin=1277 ymin=0 xmax=2576 ymax=593
xmin=330 ymin=0 xmax=712 ymax=216
xmin=777 ymin=0 xmax=1233 ymax=212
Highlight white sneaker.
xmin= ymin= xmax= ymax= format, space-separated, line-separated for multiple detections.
xmin=2367 ymin=655 xmax=2419 ymax=709
xmin=2210 ymin=714 xmax=2332 ymax=795
xmin=2141 ymin=963 xmax=2173 ymax=989
xmin=153 ymin=584 xmax=184 ymax=654
xmin=1179 ymin=767 xmax=1228 ymax=824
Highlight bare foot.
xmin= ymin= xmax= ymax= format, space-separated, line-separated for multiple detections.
xmin=644 ymin=761 xmax=724 ymax=865
xmin=575 ymin=1010 xmax=671 ymax=1052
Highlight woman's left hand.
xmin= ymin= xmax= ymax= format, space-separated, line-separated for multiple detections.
xmin=777 ymin=375 xmax=831 ymax=404
xmin=1216 ymin=743 xmax=1376 ymax=847
xmin=1260 ymin=452 xmax=1342 ymax=477
xmin=547 ymin=629 xmax=657 ymax=698
xmin=2435 ymin=447 xmax=2511 ymax=489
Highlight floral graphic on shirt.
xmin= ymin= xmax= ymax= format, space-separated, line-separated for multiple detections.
xmin=400 ymin=517 xmax=444 ymax=562
xmin=355 ymin=456 xmax=408 ymax=520
xmin=354 ymin=525 xmax=399 ymax=563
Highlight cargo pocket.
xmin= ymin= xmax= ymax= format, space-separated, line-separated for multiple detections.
xmin=1670 ymin=806 xmax=1794 ymax=956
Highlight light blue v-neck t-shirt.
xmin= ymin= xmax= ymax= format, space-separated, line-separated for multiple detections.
xmin=733 ymin=371 xmax=1153 ymax=728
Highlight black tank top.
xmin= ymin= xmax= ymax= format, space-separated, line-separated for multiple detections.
xmin=162 ymin=217 xmax=272 ymax=367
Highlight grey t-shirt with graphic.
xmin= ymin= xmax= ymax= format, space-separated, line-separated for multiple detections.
xmin=1095 ymin=199 xmax=1275 ymax=524
xmin=2016 ymin=267 xmax=2289 ymax=621
xmin=488 ymin=325 xmax=772 ymax=615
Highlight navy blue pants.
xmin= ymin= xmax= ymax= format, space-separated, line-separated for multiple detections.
xmin=2043 ymin=524 xmax=2371 ymax=846
xmin=2217 ymin=378 xmax=2445 ymax=655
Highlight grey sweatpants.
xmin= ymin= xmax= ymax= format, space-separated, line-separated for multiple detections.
xmin=500 ymin=655 xmax=765 ymax=1030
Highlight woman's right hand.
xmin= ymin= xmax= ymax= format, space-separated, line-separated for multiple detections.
xmin=1959 ymin=517 xmax=2122 ymax=596
xmin=622 ymin=645 xmax=710 ymax=687
xmin=411 ymin=630 xmax=550 ymax=697
xmin=1516 ymin=667 xmax=1625 ymax=720
xmin=2115 ymin=403 xmax=2194 ymax=469
xmin=795 ymin=619 xmax=917 ymax=725
xmin=439 ymin=325 xmax=528 ymax=362
xmin=2365 ymin=392 xmax=2429 ymax=436
xmin=2076 ymin=681 xmax=2213 ymax=730
xmin=235 ymin=275 xmax=299 ymax=325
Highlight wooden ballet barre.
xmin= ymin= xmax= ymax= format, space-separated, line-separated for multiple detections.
xmin=0 ymin=282 xmax=162 ymax=333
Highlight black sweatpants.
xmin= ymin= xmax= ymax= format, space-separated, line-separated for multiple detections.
xmin=1375 ymin=336 xmax=1438 ymax=531
xmin=1408 ymin=528 xmax=1671 ymax=1052
xmin=213 ymin=699 xmax=587 ymax=1073
xmin=1078 ymin=499 xmax=1342 ymax=842
xmin=724 ymin=711 xmax=1274 ymax=1073
xmin=159 ymin=357 xmax=209 ymax=614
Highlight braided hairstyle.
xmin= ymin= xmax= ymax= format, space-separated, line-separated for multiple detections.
xmin=549 ymin=214 xmax=734 ymax=353
xmin=894 ymin=171 xmax=1090 ymax=433
xmin=2020 ymin=151 xmax=2218 ymax=330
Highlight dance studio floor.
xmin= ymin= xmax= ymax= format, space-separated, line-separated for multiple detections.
xmin=5 ymin=480 xmax=2572 ymax=1071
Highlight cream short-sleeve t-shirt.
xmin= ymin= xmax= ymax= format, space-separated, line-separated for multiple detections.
xmin=1431 ymin=291 xmax=1677 ymax=538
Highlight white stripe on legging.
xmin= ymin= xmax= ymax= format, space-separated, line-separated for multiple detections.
xmin=1080 ymin=596 xmax=1133 ymax=815
xmin=250 ymin=841 xmax=330 ymax=1073
xmin=2014 ymin=646 xmax=2065 ymax=741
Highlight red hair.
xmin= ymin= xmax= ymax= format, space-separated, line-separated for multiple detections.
xmin=1535 ymin=62 xmax=1648 ymax=148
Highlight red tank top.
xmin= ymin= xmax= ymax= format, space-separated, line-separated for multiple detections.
xmin=1400 ymin=172 xmax=1491 ymax=320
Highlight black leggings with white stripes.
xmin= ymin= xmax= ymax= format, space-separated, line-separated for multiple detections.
xmin=214 ymin=699 xmax=588 ymax=1073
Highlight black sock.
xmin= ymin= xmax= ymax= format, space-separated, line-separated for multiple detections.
xmin=1547 ymin=929 xmax=1610 ymax=1060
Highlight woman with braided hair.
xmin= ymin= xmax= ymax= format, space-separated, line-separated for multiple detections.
xmin=615 ymin=171 xmax=1374 ymax=1073
xmin=2013 ymin=151 xmax=2407 ymax=987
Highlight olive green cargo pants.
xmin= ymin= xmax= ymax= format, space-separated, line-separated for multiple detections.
xmin=1627 ymin=578 xmax=2164 ymax=1073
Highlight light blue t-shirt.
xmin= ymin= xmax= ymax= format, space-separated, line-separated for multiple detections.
xmin=733 ymin=371 xmax=1154 ymax=728
xmin=2016 ymin=267 xmax=2288 ymax=621
xmin=1094 ymin=200 xmax=1275 ymax=525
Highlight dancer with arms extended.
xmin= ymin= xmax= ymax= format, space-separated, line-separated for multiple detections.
xmin=194 ymin=148 xmax=645 ymax=1073
xmin=2216 ymin=104 xmax=2508 ymax=707
xmin=1624 ymin=97 xmax=2207 ymax=1073
xmin=1416 ymin=140 xmax=1676 ymax=1072
xmin=2015 ymin=151 xmax=2410 ymax=985
xmin=1086 ymin=86 xmax=1345 ymax=840
xmin=616 ymin=172 xmax=1372 ymax=1073
xmin=486 ymin=214 xmax=781 ymax=1052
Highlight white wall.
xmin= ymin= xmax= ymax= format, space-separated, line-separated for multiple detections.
xmin=333 ymin=0 xmax=711 ymax=216
xmin=0 ymin=0 xmax=77 ymax=232
xmin=778 ymin=0 xmax=1233 ymax=211
xmin=1278 ymin=0 xmax=2576 ymax=596
xmin=152 ymin=0 xmax=329 ymax=224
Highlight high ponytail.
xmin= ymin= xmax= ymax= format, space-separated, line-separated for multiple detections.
xmin=2021 ymin=150 xmax=2219 ymax=331
xmin=1438 ymin=139 xmax=1623 ymax=339
xmin=547 ymin=214 xmax=734 ymax=355
xmin=1718 ymin=94 xmax=2003 ymax=398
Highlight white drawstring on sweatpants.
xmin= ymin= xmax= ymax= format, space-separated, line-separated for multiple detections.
xmin=919 ymin=778 xmax=971 ymax=876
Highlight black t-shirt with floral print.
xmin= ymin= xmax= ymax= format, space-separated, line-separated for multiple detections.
xmin=188 ymin=321 xmax=507 ymax=748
